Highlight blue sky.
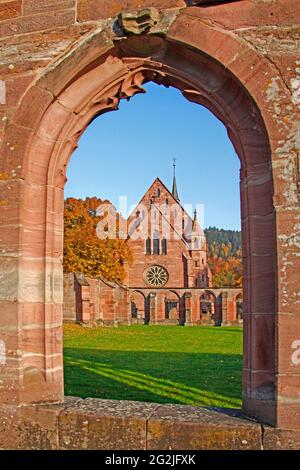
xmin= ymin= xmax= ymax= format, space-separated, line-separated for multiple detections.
xmin=65 ymin=82 xmax=241 ymax=230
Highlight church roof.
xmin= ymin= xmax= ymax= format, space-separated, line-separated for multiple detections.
xmin=126 ymin=177 xmax=191 ymax=223
xmin=126 ymin=177 xmax=205 ymax=252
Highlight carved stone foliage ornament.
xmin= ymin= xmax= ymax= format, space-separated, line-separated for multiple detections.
xmin=144 ymin=265 xmax=169 ymax=287
xmin=118 ymin=8 xmax=160 ymax=35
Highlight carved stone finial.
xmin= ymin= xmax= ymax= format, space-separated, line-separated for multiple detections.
xmin=118 ymin=8 xmax=160 ymax=35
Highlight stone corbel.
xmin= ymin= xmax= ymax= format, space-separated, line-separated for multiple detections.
xmin=117 ymin=7 xmax=180 ymax=37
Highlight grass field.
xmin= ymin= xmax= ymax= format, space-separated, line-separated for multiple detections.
xmin=64 ymin=324 xmax=243 ymax=408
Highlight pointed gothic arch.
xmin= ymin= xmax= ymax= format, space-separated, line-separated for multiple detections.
xmin=0 ymin=10 xmax=298 ymax=431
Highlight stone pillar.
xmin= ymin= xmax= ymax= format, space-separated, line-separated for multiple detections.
xmin=184 ymin=292 xmax=192 ymax=326
xmin=81 ymin=286 xmax=92 ymax=323
xmin=157 ymin=294 xmax=165 ymax=323
xmin=226 ymin=291 xmax=236 ymax=324
xmin=213 ymin=294 xmax=222 ymax=326
xmin=149 ymin=292 xmax=157 ymax=325
xmin=190 ymin=293 xmax=198 ymax=325
xmin=221 ymin=292 xmax=228 ymax=325
xmin=0 ymin=180 xmax=64 ymax=405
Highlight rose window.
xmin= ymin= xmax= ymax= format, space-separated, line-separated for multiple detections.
xmin=144 ymin=265 xmax=169 ymax=287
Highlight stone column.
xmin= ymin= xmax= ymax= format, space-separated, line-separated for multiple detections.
xmin=149 ymin=292 xmax=157 ymax=325
xmin=183 ymin=293 xmax=192 ymax=326
xmin=221 ymin=292 xmax=228 ymax=325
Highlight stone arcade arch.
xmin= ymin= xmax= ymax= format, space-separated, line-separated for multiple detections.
xmin=200 ymin=290 xmax=216 ymax=325
xmin=165 ymin=290 xmax=181 ymax=323
xmin=130 ymin=291 xmax=146 ymax=321
xmin=0 ymin=3 xmax=299 ymax=434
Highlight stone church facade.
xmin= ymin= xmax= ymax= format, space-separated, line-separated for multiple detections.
xmin=125 ymin=172 xmax=212 ymax=290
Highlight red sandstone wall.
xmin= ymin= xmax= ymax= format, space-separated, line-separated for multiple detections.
xmin=64 ymin=274 xmax=242 ymax=326
xmin=0 ymin=0 xmax=299 ymax=430
xmin=63 ymin=273 xmax=77 ymax=321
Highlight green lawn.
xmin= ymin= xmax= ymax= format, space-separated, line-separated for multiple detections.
xmin=64 ymin=324 xmax=243 ymax=408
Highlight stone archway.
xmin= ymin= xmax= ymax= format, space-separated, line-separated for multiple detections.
xmin=0 ymin=4 xmax=299 ymax=431
xmin=200 ymin=290 xmax=216 ymax=325
xmin=130 ymin=291 xmax=146 ymax=321
xmin=165 ymin=290 xmax=181 ymax=323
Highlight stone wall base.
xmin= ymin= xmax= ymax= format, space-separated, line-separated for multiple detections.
xmin=0 ymin=397 xmax=299 ymax=450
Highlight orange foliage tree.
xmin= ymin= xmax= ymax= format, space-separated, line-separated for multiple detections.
xmin=63 ymin=197 xmax=132 ymax=283
xmin=208 ymin=242 xmax=242 ymax=288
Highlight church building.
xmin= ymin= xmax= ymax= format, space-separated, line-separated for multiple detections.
xmin=63 ymin=164 xmax=242 ymax=326
xmin=125 ymin=163 xmax=212 ymax=290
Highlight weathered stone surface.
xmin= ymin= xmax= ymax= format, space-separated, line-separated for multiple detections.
xmin=263 ymin=427 xmax=300 ymax=450
xmin=0 ymin=1 xmax=22 ymax=22
xmin=0 ymin=9 xmax=75 ymax=38
xmin=118 ymin=8 xmax=160 ymax=35
xmin=184 ymin=0 xmax=300 ymax=29
xmin=23 ymin=0 xmax=76 ymax=16
xmin=0 ymin=398 xmax=264 ymax=450
xmin=0 ymin=0 xmax=299 ymax=443
xmin=0 ymin=397 xmax=78 ymax=450
xmin=78 ymin=0 xmax=185 ymax=21
xmin=58 ymin=398 xmax=158 ymax=450
xmin=147 ymin=405 xmax=262 ymax=450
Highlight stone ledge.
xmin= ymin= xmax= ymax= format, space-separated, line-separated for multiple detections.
xmin=0 ymin=397 xmax=300 ymax=450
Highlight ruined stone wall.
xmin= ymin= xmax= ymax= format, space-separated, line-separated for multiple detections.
xmin=0 ymin=0 xmax=299 ymax=434
xmin=63 ymin=273 xmax=242 ymax=326
xmin=63 ymin=272 xmax=77 ymax=321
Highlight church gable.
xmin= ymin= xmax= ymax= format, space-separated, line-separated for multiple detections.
xmin=127 ymin=177 xmax=193 ymax=245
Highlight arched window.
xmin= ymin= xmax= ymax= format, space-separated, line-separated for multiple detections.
xmin=157 ymin=188 xmax=161 ymax=197
xmin=162 ymin=238 xmax=167 ymax=255
xmin=153 ymin=230 xmax=160 ymax=255
xmin=146 ymin=238 xmax=151 ymax=255
xmin=153 ymin=239 xmax=160 ymax=255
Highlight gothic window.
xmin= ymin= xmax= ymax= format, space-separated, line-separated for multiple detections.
xmin=157 ymin=188 xmax=161 ymax=197
xmin=165 ymin=198 xmax=169 ymax=205
xmin=146 ymin=238 xmax=151 ymax=255
xmin=153 ymin=238 xmax=160 ymax=255
xmin=162 ymin=238 xmax=167 ymax=255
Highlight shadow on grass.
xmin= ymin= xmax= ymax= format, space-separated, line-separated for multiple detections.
xmin=64 ymin=348 xmax=242 ymax=409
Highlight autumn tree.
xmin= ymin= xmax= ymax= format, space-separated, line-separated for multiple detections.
xmin=63 ymin=197 xmax=132 ymax=283
xmin=205 ymin=230 xmax=243 ymax=288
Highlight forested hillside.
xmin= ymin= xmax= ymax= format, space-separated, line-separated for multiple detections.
xmin=205 ymin=227 xmax=242 ymax=288
xmin=205 ymin=227 xmax=241 ymax=257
